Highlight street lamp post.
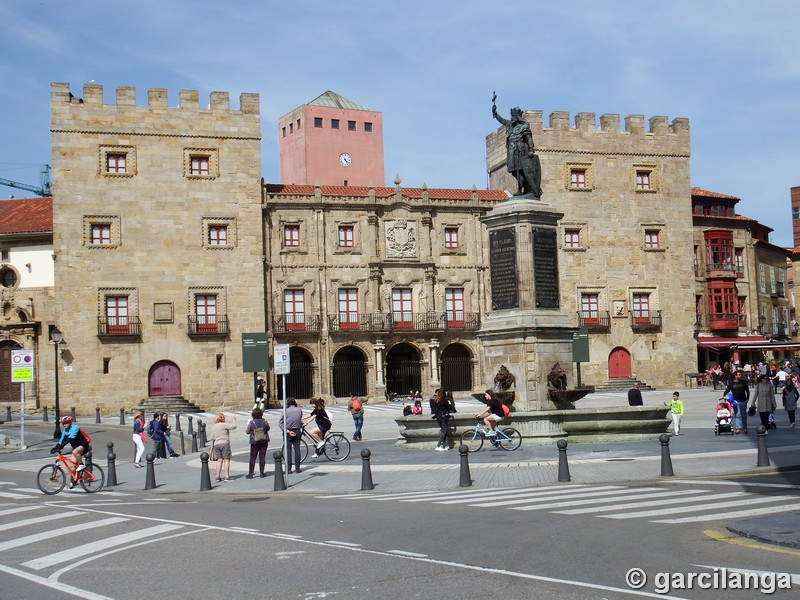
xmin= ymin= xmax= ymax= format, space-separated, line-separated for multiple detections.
xmin=51 ymin=327 xmax=65 ymax=439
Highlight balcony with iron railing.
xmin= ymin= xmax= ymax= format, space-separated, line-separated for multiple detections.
xmin=324 ymin=311 xmax=481 ymax=333
xmin=577 ymin=311 xmax=610 ymax=331
xmin=772 ymin=282 xmax=785 ymax=298
xmin=97 ymin=316 xmax=141 ymax=339
xmin=630 ymin=310 xmax=662 ymax=332
xmin=187 ymin=314 xmax=230 ymax=337
xmin=272 ymin=315 xmax=322 ymax=334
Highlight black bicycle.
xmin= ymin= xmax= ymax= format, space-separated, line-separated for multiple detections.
xmin=297 ymin=428 xmax=351 ymax=463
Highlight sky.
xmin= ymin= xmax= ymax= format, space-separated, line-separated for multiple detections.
xmin=1 ymin=1 xmax=799 ymax=246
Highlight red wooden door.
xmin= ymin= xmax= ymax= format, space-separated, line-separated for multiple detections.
xmin=608 ymin=347 xmax=632 ymax=379
xmin=0 ymin=342 xmax=22 ymax=403
xmin=148 ymin=361 xmax=181 ymax=396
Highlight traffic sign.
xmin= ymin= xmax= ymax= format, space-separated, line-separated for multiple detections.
xmin=11 ymin=349 xmax=34 ymax=382
xmin=274 ymin=344 xmax=290 ymax=375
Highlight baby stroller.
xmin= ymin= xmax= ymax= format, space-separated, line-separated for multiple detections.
xmin=714 ymin=398 xmax=735 ymax=436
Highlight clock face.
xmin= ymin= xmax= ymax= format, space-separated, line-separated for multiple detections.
xmin=339 ymin=152 xmax=352 ymax=167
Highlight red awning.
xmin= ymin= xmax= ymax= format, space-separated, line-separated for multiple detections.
xmin=696 ymin=336 xmax=768 ymax=348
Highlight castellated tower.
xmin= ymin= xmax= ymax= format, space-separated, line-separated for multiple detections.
xmin=50 ymin=82 xmax=264 ymax=412
xmin=487 ymin=111 xmax=695 ymax=389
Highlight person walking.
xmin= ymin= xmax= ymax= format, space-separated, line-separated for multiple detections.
xmin=724 ymin=370 xmax=750 ymax=433
xmin=748 ymin=374 xmax=777 ymax=431
xmin=431 ymin=388 xmax=452 ymax=451
xmin=160 ymin=412 xmax=180 ymax=457
xmin=279 ymin=397 xmax=303 ymax=474
xmin=627 ymin=381 xmax=643 ymax=406
xmin=664 ymin=392 xmax=684 ymax=435
xmin=210 ymin=413 xmax=237 ymax=482
xmin=147 ymin=413 xmax=166 ymax=459
xmin=348 ymin=395 xmax=365 ymax=441
xmin=132 ymin=409 xmax=146 ymax=468
xmin=783 ymin=377 xmax=798 ymax=428
xmin=245 ymin=408 xmax=270 ymax=478
xmin=253 ymin=376 xmax=266 ymax=411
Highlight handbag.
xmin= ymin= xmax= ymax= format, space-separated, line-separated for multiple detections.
xmin=208 ymin=440 xmax=218 ymax=461
xmin=747 ymin=405 xmax=756 ymax=416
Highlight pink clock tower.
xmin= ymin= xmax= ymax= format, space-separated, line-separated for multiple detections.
xmin=278 ymin=91 xmax=384 ymax=187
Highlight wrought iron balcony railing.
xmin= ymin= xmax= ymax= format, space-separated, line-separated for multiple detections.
xmin=630 ymin=310 xmax=662 ymax=331
xmin=327 ymin=312 xmax=480 ymax=332
xmin=272 ymin=315 xmax=322 ymax=334
xmin=187 ymin=314 xmax=230 ymax=336
xmin=97 ymin=316 xmax=141 ymax=338
xmin=577 ymin=311 xmax=610 ymax=331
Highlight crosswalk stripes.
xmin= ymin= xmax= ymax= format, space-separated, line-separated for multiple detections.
xmin=321 ymin=484 xmax=800 ymax=526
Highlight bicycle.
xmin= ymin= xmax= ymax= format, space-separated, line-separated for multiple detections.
xmin=297 ymin=428 xmax=351 ymax=463
xmin=36 ymin=451 xmax=106 ymax=495
xmin=460 ymin=421 xmax=521 ymax=452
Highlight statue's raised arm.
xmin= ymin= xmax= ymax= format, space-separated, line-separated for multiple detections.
xmin=492 ymin=91 xmax=509 ymax=126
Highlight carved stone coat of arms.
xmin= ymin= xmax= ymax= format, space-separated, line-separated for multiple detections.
xmin=385 ymin=220 xmax=417 ymax=258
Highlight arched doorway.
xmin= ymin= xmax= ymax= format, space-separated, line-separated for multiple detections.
xmin=386 ymin=343 xmax=422 ymax=395
xmin=148 ymin=361 xmax=182 ymax=397
xmin=0 ymin=341 xmax=23 ymax=403
xmin=277 ymin=348 xmax=314 ymax=401
xmin=440 ymin=343 xmax=473 ymax=392
xmin=331 ymin=346 xmax=367 ymax=398
xmin=608 ymin=347 xmax=632 ymax=379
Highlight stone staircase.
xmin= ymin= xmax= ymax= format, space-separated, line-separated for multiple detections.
xmin=140 ymin=396 xmax=204 ymax=415
xmin=592 ymin=377 xmax=656 ymax=392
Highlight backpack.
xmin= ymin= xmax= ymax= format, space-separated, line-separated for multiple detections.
xmin=251 ymin=424 xmax=267 ymax=443
xmin=403 ymin=405 xmax=412 ymax=416
xmin=351 ymin=398 xmax=362 ymax=411
xmin=501 ymin=403 xmax=510 ymax=417
xmin=146 ymin=422 xmax=154 ymax=436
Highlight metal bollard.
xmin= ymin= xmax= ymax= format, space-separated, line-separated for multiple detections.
xmin=175 ymin=413 xmax=182 ymax=432
xmin=43 ymin=406 xmax=48 ymax=422
xmin=95 ymin=407 xmax=101 ymax=424
xmin=659 ymin=433 xmax=674 ymax=477
xmin=119 ymin=408 xmax=125 ymax=425
xmin=756 ymin=425 xmax=770 ymax=467
xmin=273 ymin=450 xmax=287 ymax=491
xmin=187 ymin=415 xmax=194 ymax=436
xmin=459 ymin=445 xmax=472 ymax=487
xmin=557 ymin=439 xmax=571 ymax=482
xmin=360 ymin=448 xmax=374 ymax=491
xmin=191 ymin=431 xmax=198 ymax=453
xmin=106 ymin=441 xmax=118 ymax=487
xmin=71 ymin=406 xmax=76 ymax=422
xmin=144 ymin=453 xmax=157 ymax=490
xmin=199 ymin=421 xmax=207 ymax=447
xmin=200 ymin=452 xmax=213 ymax=491
xmin=5 ymin=406 xmax=10 ymax=422
xmin=180 ymin=432 xmax=186 ymax=455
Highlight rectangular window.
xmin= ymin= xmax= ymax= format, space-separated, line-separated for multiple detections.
xmin=769 ymin=266 xmax=776 ymax=294
xmin=331 ymin=119 xmax=340 ymax=129
xmin=445 ymin=288 xmax=464 ymax=326
xmin=338 ymin=288 xmax=359 ymax=329
xmin=364 ymin=122 xmax=373 ymax=132
xmin=734 ymin=249 xmax=744 ymax=277
xmin=632 ymin=293 xmax=651 ymax=324
xmin=289 ymin=123 xmax=293 ymax=134
xmin=208 ymin=225 xmax=228 ymax=246
xmin=91 ymin=223 xmax=112 ymax=245
xmin=644 ymin=230 xmax=660 ymax=249
xmin=338 ymin=225 xmax=354 ymax=248
xmin=580 ymin=293 xmax=600 ymax=325
xmin=284 ymin=224 xmax=300 ymax=247
xmin=635 ymin=171 xmax=651 ymax=190
xmin=195 ymin=294 xmax=218 ymax=333
xmin=348 ymin=120 xmax=356 ymax=131
xmin=444 ymin=227 xmax=459 ymax=249
xmin=0 ymin=249 xmax=8 ymax=262
xmin=564 ymin=229 xmax=581 ymax=249
xmin=284 ymin=289 xmax=306 ymax=331
xmin=570 ymin=169 xmax=586 ymax=189
xmin=105 ymin=296 xmax=129 ymax=334
xmin=759 ymin=264 xmax=766 ymax=293
xmin=282 ymin=127 xmax=287 ymax=138
xmin=314 ymin=117 xmax=323 ymax=128
xmin=296 ymin=119 xmax=301 ymax=130
xmin=106 ymin=153 xmax=127 ymax=174
xmin=190 ymin=156 xmax=210 ymax=176
xmin=392 ymin=288 xmax=413 ymax=328
xmin=737 ymin=296 xmax=747 ymax=326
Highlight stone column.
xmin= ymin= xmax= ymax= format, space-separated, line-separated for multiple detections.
xmin=374 ymin=340 xmax=386 ymax=388
xmin=428 ymin=339 xmax=441 ymax=388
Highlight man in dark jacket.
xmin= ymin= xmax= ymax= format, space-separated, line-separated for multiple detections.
xmin=627 ymin=382 xmax=643 ymax=406
xmin=147 ymin=413 xmax=165 ymax=458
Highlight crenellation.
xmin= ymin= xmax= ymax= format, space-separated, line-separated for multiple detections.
xmin=600 ymin=114 xmax=620 ymax=132
xmin=148 ymin=88 xmax=168 ymax=109
xmin=575 ymin=112 xmax=595 ymax=132
xmin=210 ymin=91 xmax=230 ymax=112
xmin=624 ymin=114 xmax=645 ymax=134
xmin=670 ymin=117 xmax=689 ymax=134
xmin=116 ymin=86 xmax=136 ymax=106
xmin=240 ymin=93 xmax=260 ymax=114
xmin=179 ymin=89 xmax=198 ymax=110
xmin=83 ymin=83 xmax=103 ymax=105
xmin=549 ymin=111 xmax=570 ymax=131
xmin=649 ymin=115 xmax=668 ymax=135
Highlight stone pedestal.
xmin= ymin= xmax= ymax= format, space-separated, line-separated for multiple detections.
xmin=477 ymin=195 xmax=576 ymax=411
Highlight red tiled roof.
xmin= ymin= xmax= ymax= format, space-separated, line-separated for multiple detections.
xmin=691 ymin=187 xmax=740 ymax=201
xmin=0 ymin=197 xmax=53 ymax=235
xmin=264 ymin=184 xmax=507 ymax=202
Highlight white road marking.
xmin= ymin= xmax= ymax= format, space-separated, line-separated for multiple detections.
xmin=655 ymin=502 xmax=800 ymax=523
xmin=0 ymin=510 xmax=83 ymax=532
xmin=602 ymin=494 xmax=798 ymax=520
xmin=0 ymin=505 xmax=42 ymax=518
xmin=23 ymin=523 xmax=183 ymax=570
xmin=554 ymin=490 xmax=738 ymax=514
xmin=0 ymin=563 xmax=115 ymax=600
xmin=0 ymin=517 xmax=127 ymax=552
